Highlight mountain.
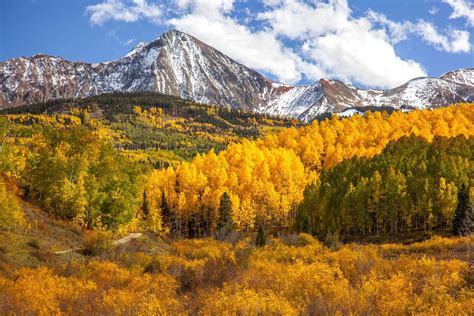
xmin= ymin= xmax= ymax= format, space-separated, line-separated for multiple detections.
xmin=1 ymin=30 xmax=473 ymax=121
xmin=265 ymin=73 xmax=474 ymax=121
xmin=0 ymin=30 xmax=272 ymax=112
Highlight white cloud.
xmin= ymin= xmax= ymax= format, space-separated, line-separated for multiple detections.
xmin=429 ymin=6 xmax=439 ymax=15
xmin=369 ymin=11 xmax=471 ymax=53
xmin=416 ymin=21 xmax=470 ymax=53
xmin=123 ymin=38 xmax=135 ymax=45
xmin=86 ymin=0 xmax=162 ymax=25
xmin=257 ymin=0 xmax=353 ymax=39
xmin=256 ymin=0 xmax=426 ymax=88
xmin=367 ymin=10 xmax=414 ymax=44
xmin=442 ymin=0 xmax=474 ymax=26
xmin=85 ymin=0 xmax=470 ymax=89
xmin=168 ymin=0 xmax=324 ymax=83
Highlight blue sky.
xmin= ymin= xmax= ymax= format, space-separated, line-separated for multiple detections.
xmin=1 ymin=0 xmax=473 ymax=89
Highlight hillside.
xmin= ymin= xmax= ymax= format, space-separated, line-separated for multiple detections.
xmin=1 ymin=92 xmax=296 ymax=165
xmin=1 ymin=193 xmax=473 ymax=314
xmin=0 ymin=102 xmax=473 ymax=314
xmin=1 ymin=103 xmax=472 ymax=234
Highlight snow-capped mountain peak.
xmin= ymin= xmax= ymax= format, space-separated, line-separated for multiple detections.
xmin=1 ymin=30 xmax=473 ymax=121
xmin=440 ymin=68 xmax=474 ymax=87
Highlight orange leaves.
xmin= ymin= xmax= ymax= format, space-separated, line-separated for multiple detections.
xmin=0 ymin=236 xmax=472 ymax=315
xmin=200 ymin=288 xmax=298 ymax=315
xmin=0 ymin=262 xmax=181 ymax=316
xmin=0 ymin=267 xmax=97 ymax=315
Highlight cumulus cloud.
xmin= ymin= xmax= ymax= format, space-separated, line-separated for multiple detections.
xmin=442 ymin=0 xmax=474 ymax=26
xmin=255 ymin=0 xmax=425 ymax=88
xmin=85 ymin=0 xmax=471 ymax=89
xmin=416 ymin=21 xmax=470 ymax=53
xmin=86 ymin=0 xmax=162 ymax=25
xmin=369 ymin=11 xmax=471 ymax=53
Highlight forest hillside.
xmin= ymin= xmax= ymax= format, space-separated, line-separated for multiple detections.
xmin=0 ymin=101 xmax=473 ymax=315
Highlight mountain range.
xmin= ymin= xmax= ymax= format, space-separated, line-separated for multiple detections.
xmin=1 ymin=29 xmax=473 ymax=121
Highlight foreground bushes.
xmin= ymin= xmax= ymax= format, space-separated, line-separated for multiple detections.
xmin=0 ymin=235 xmax=472 ymax=315
xmin=0 ymin=178 xmax=23 ymax=230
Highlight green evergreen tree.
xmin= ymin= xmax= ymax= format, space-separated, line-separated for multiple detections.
xmin=216 ymin=192 xmax=234 ymax=239
xmin=295 ymin=209 xmax=312 ymax=234
xmin=217 ymin=192 xmax=232 ymax=229
xmin=161 ymin=192 xmax=171 ymax=227
xmin=142 ymin=190 xmax=150 ymax=219
xmin=256 ymin=223 xmax=266 ymax=247
xmin=452 ymin=184 xmax=473 ymax=236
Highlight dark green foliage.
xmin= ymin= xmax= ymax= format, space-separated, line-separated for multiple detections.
xmin=256 ymin=223 xmax=266 ymax=247
xmin=298 ymin=136 xmax=473 ymax=239
xmin=295 ymin=185 xmax=318 ymax=234
xmin=142 ymin=190 xmax=150 ymax=219
xmin=452 ymin=184 xmax=473 ymax=236
xmin=299 ymin=214 xmax=312 ymax=234
xmin=217 ymin=192 xmax=232 ymax=229
xmin=161 ymin=192 xmax=172 ymax=228
xmin=216 ymin=192 xmax=234 ymax=239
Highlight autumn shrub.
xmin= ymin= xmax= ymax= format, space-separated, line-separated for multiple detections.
xmin=171 ymin=238 xmax=235 ymax=261
xmin=0 ymin=261 xmax=183 ymax=316
xmin=1 ymin=235 xmax=472 ymax=315
xmin=0 ymin=267 xmax=96 ymax=315
xmin=145 ymin=239 xmax=240 ymax=291
xmin=249 ymin=241 xmax=326 ymax=264
xmin=81 ymin=230 xmax=112 ymax=256
xmin=409 ymin=235 xmax=466 ymax=253
xmin=93 ymin=273 xmax=181 ymax=315
xmin=239 ymin=259 xmax=354 ymax=314
xmin=357 ymin=271 xmax=414 ymax=314
xmin=0 ymin=178 xmax=23 ymax=230
xmin=326 ymin=245 xmax=389 ymax=286
xmin=199 ymin=287 xmax=297 ymax=315
xmin=297 ymin=232 xmax=320 ymax=246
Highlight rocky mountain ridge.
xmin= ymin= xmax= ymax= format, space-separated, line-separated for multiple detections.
xmin=1 ymin=30 xmax=473 ymax=121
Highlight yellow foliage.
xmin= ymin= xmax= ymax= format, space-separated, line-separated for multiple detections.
xmin=149 ymin=103 xmax=474 ymax=231
xmin=0 ymin=178 xmax=23 ymax=230
xmin=0 ymin=236 xmax=472 ymax=315
xmin=199 ymin=288 xmax=297 ymax=315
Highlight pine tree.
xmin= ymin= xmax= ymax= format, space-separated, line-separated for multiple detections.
xmin=217 ymin=192 xmax=233 ymax=239
xmin=295 ymin=208 xmax=312 ymax=234
xmin=256 ymin=223 xmax=266 ymax=247
xmin=452 ymin=184 xmax=473 ymax=236
xmin=217 ymin=192 xmax=232 ymax=229
xmin=142 ymin=190 xmax=150 ymax=219
xmin=161 ymin=192 xmax=171 ymax=227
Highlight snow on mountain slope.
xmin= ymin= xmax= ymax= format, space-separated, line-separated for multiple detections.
xmin=441 ymin=68 xmax=474 ymax=86
xmin=0 ymin=30 xmax=272 ymax=111
xmin=364 ymin=77 xmax=474 ymax=109
xmin=1 ymin=29 xmax=473 ymax=121
xmin=267 ymin=76 xmax=473 ymax=121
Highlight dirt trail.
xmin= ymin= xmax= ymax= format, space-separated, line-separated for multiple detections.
xmin=54 ymin=232 xmax=143 ymax=254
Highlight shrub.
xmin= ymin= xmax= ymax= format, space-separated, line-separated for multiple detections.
xmin=81 ymin=230 xmax=112 ymax=256
xmin=297 ymin=233 xmax=320 ymax=246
